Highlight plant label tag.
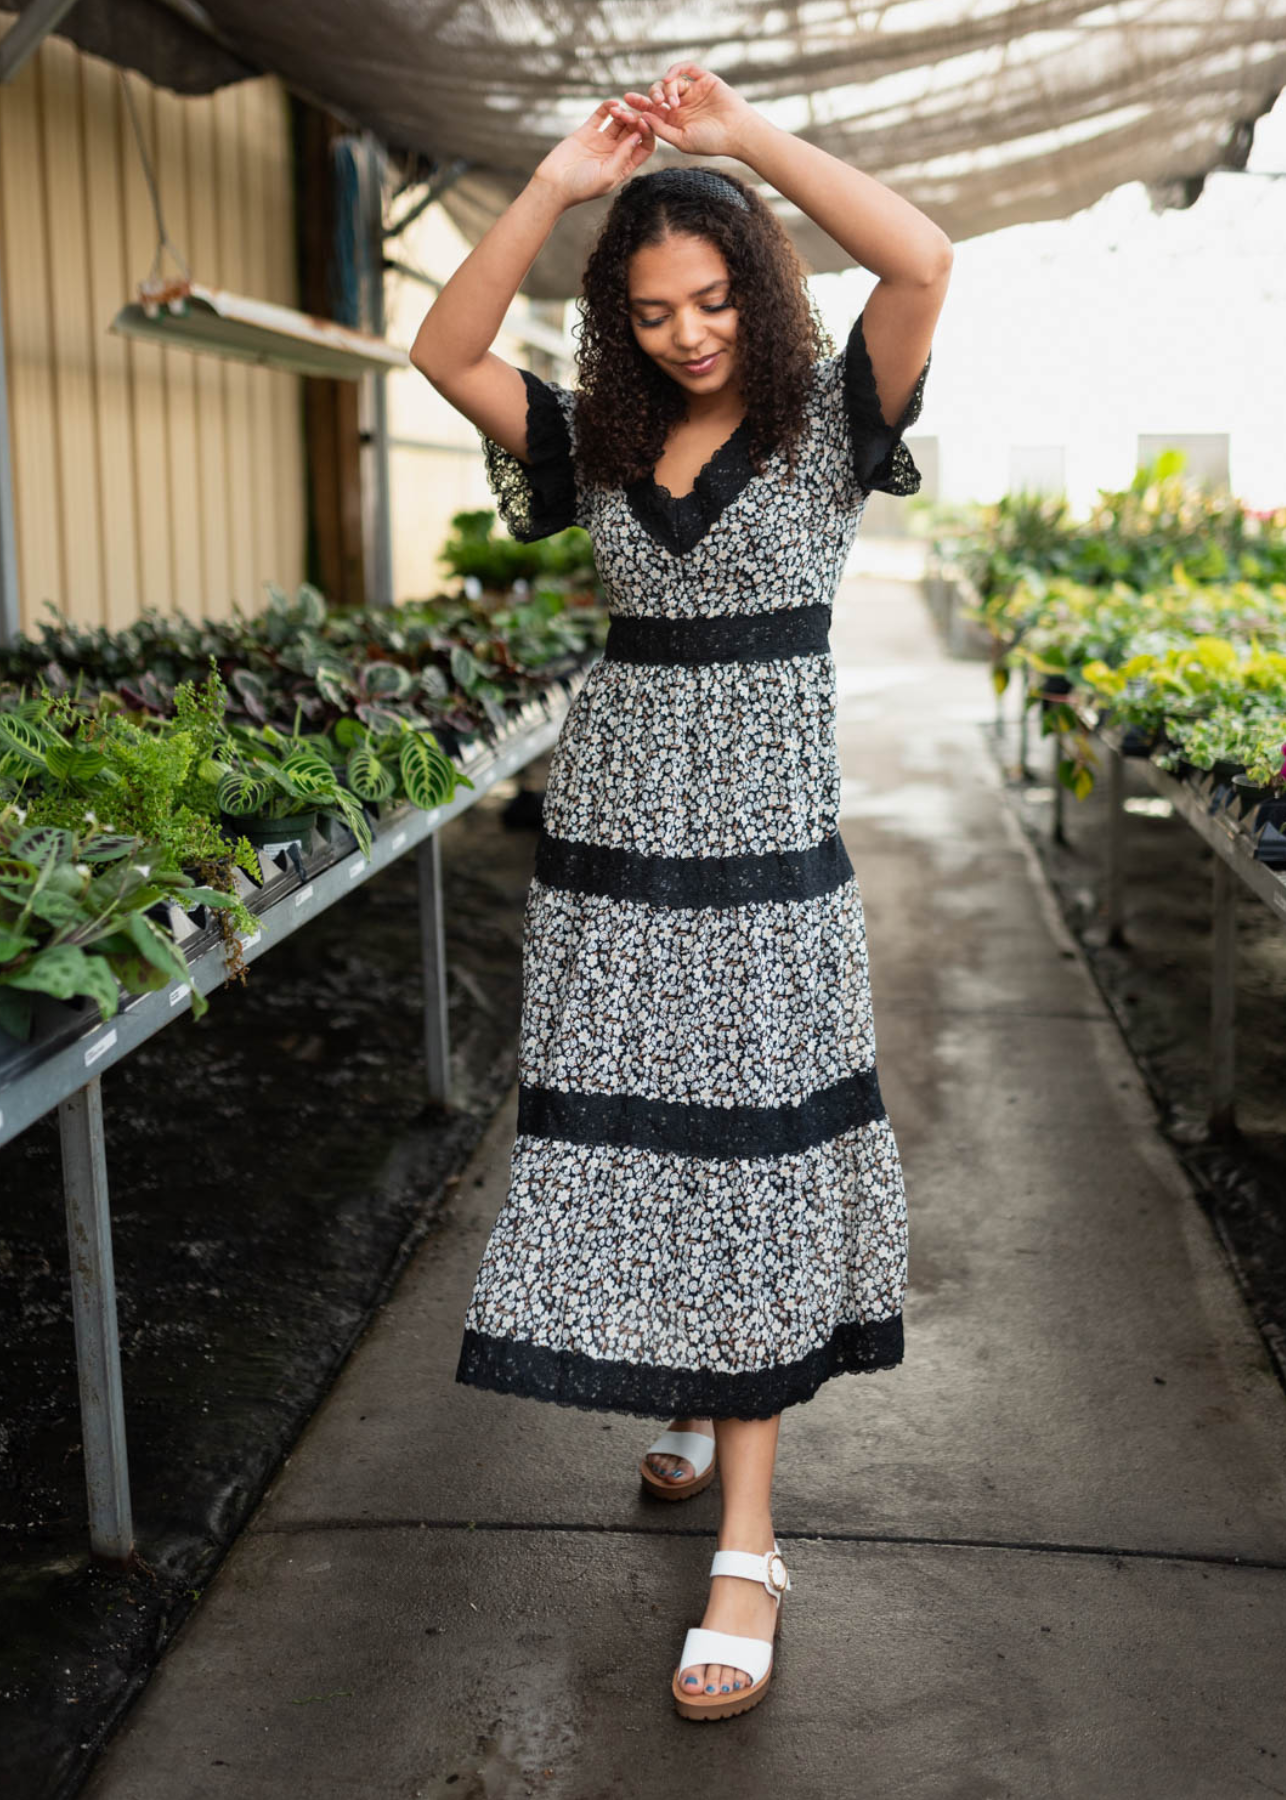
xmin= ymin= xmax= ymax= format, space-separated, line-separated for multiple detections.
xmin=294 ymin=885 xmax=314 ymax=908
xmin=169 ymin=985 xmax=189 ymax=1007
xmin=391 ymin=830 xmax=408 ymax=850
xmin=85 ymin=1029 xmax=118 ymax=1067
xmin=349 ymin=858 xmax=367 ymax=880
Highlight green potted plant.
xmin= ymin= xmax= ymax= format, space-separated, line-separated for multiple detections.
xmin=0 ymin=804 xmax=239 ymax=1044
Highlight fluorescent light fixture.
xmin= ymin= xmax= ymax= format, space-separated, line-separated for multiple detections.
xmin=109 ymin=278 xmax=408 ymax=378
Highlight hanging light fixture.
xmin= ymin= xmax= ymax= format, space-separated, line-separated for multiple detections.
xmin=107 ymin=71 xmax=406 ymax=380
xmin=110 ymin=275 xmax=407 ymax=378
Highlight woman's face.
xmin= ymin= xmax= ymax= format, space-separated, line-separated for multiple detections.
xmin=626 ymin=231 xmax=739 ymax=398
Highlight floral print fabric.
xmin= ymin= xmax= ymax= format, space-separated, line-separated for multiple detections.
xmin=456 ymin=309 xmax=930 ymax=1420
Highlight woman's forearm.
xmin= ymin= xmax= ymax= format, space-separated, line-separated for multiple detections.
xmin=729 ymin=113 xmax=951 ymax=284
xmin=409 ymin=174 xmax=569 ymax=379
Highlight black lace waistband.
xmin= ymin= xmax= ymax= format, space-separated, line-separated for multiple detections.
xmin=517 ymin=1067 xmax=885 ymax=1159
xmin=534 ymin=827 xmax=854 ymax=909
xmin=603 ymin=604 xmax=831 ymax=666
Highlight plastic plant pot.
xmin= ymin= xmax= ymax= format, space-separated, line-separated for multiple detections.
xmin=1117 ymin=722 xmax=1161 ymax=757
xmin=1230 ymin=775 xmax=1282 ymax=821
xmin=219 ymin=808 xmax=319 ymax=848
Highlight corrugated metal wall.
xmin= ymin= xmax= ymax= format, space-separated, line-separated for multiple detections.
xmin=0 ymin=24 xmax=305 ymax=635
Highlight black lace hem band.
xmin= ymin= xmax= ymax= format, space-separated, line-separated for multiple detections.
xmin=603 ymin=602 xmax=831 ymax=666
xmin=517 ymin=1067 xmax=886 ymax=1159
xmin=534 ymin=826 xmax=854 ymax=909
xmin=455 ymin=1313 xmax=904 ymax=1421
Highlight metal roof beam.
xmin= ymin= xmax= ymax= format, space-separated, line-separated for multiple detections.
xmin=0 ymin=0 xmax=82 ymax=86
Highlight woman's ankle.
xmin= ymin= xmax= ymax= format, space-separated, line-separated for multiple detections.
xmin=716 ymin=1511 xmax=776 ymax=1552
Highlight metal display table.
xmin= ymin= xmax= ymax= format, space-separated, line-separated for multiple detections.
xmin=1035 ymin=699 xmax=1285 ymax=1139
xmin=0 ymin=665 xmax=592 ymax=1565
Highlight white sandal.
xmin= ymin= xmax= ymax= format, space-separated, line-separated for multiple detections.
xmin=671 ymin=1541 xmax=792 ymax=1719
xmin=638 ymin=1427 xmax=718 ymax=1500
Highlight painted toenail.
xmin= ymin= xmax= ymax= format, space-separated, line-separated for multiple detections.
xmin=721 ymin=1684 xmax=731 ymax=1692
xmin=733 ymin=1682 xmax=742 ymax=1690
xmin=705 ymin=1684 xmax=716 ymax=1693
xmin=684 ymin=1675 xmax=698 ymax=1687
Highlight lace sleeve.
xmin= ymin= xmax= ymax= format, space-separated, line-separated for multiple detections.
xmin=841 ymin=307 xmax=931 ymax=498
xmin=477 ymin=369 xmax=586 ymax=542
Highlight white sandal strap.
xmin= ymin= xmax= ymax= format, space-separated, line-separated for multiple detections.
xmin=709 ymin=1543 xmax=792 ymax=1596
xmin=644 ymin=1429 xmax=715 ymax=1477
xmin=678 ymin=1627 xmax=774 ymax=1687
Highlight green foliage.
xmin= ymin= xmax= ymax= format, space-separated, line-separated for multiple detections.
xmin=0 ymin=667 xmax=260 ymax=933
xmin=931 ymin=456 xmax=1286 ymax=803
xmin=440 ymin=507 xmax=598 ymax=587
xmin=0 ymin=570 xmax=609 ymax=753
xmin=0 ymin=802 xmax=239 ymax=1040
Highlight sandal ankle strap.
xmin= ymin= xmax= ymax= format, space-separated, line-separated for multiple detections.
xmin=709 ymin=1543 xmax=792 ymax=1598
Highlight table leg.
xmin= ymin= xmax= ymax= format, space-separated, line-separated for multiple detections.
xmin=58 ymin=1077 xmax=134 ymax=1566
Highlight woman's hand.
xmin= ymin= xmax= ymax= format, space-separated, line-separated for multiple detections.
xmin=610 ymin=65 xmax=757 ymax=161
xmin=531 ymin=100 xmax=657 ymax=207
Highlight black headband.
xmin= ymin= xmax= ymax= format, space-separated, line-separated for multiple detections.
xmin=631 ymin=166 xmax=751 ymax=212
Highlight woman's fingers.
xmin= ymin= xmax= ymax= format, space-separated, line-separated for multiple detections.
xmin=611 ymin=114 xmax=654 ymax=170
xmin=586 ymin=97 xmax=622 ymax=134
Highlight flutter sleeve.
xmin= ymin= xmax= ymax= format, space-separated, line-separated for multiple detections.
xmin=839 ymin=306 xmax=931 ymax=499
xmin=476 ymin=369 xmax=588 ymax=542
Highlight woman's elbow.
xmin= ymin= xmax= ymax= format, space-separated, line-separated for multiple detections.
xmin=409 ymin=333 xmax=444 ymax=383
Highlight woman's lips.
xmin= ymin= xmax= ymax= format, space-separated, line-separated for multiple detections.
xmin=681 ymin=351 xmax=720 ymax=374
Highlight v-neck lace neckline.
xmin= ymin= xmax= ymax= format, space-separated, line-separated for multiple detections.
xmin=627 ymin=419 xmax=756 ymax=557
xmin=648 ymin=417 xmax=750 ymax=505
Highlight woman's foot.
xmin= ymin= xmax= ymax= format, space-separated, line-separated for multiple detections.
xmin=645 ymin=1416 xmax=714 ymax=1483
xmin=676 ymin=1521 xmax=780 ymax=1697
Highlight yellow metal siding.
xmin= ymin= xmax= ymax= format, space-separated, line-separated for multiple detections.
xmin=0 ymin=22 xmax=305 ymax=635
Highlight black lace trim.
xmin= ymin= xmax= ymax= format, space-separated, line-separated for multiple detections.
xmin=624 ymin=422 xmax=756 ymax=556
xmin=534 ymin=825 xmax=854 ymax=909
xmin=517 ymin=1069 xmax=886 ymax=1159
xmin=478 ymin=369 xmax=580 ymax=542
xmin=455 ymin=1313 xmax=904 ymax=1422
xmin=603 ymin=602 xmax=831 ymax=666
xmin=842 ymin=308 xmax=931 ymax=496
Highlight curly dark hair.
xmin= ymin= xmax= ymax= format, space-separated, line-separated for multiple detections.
xmin=571 ymin=166 xmax=835 ymax=492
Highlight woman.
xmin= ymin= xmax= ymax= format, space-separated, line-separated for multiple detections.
xmin=410 ymin=63 xmax=951 ymax=1720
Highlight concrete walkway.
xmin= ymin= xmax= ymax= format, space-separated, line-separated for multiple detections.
xmin=82 ymin=569 xmax=1286 ymax=1800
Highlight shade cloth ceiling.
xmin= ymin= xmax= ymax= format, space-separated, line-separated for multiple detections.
xmin=10 ymin=0 xmax=1286 ymax=299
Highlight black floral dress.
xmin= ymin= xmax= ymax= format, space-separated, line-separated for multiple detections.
xmin=454 ymin=307 xmax=930 ymax=1421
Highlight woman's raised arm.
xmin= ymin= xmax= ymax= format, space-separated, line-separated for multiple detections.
xmin=614 ymin=66 xmax=951 ymax=432
xmin=410 ymin=102 xmax=655 ymax=461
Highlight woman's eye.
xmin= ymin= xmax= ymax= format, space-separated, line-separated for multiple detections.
xmin=637 ymin=303 xmax=731 ymax=329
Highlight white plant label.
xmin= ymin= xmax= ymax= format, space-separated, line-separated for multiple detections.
xmin=85 ymin=1029 xmax=118 ymax=1067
